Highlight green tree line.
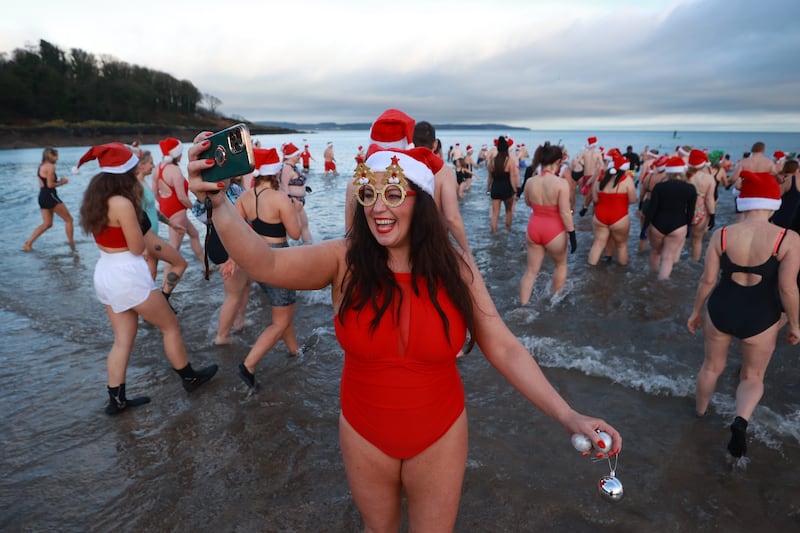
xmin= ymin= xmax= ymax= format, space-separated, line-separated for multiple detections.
xmin=0 ymin=39 xmax=214 ymax=124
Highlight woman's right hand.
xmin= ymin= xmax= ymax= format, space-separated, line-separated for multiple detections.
xmin=687 ymin=310 xmax=703 ymax=334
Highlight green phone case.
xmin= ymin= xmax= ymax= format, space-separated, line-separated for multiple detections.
xmin=200 ymin=123 xmax=255 ymax=182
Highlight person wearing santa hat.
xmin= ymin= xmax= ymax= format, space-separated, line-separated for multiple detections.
xmin=187 ymin=133 xmax=622 ymax=531
xmin=573 ymin=136 xmax=604 ymax=216
xmin=729 ymin=142 xmax=779 ymax=200
xmin=346 ymin=109 xmax=470 ymax=255
xmin=476 ymin=144 xmax=489 ymax=168
xmin=588 ymin=153 xmax=637 ymax=266
xmin=770 ymin=158 xmax=800 ymax=228
xmin=77 ymin=143 xmax=218 ymax=415
xmin=234 ymin=147 xmax=303 ymax=389
xmin=154 ymin=137 xmax=206 ymax=277
xmin=686 ymin=149 xmax=717 ymax=261
xmin=354 ymin=145 xmax=366 ymax=164
xmin=644 ymin=156 xmax=697 ymax=280
xmin=280 ymin=142 xmax=312 ymax=244
xmin=688 ymin=170 xmax=800 ymax=459
xmin=323 ymin=141 xmax=338 ymax=177
xmin=23 ymin=146 xmax=75 ymax=252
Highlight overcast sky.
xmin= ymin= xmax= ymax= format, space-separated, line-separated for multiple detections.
xmin=4 ymin=0 xmax=799 ymax=131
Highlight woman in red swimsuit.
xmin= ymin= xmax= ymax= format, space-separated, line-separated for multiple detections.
xmin=155 ymin=137 xmax=205 ymax=275
xmin=519 ymin=143 xmax=576 ymax=305
xmin=187 ymin=124 xmax=622 ymax=531
xmin=588 ymin=154 xmax=637 ymax=266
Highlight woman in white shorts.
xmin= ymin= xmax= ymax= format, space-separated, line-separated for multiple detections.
xmin=77 ymin=142 xmax=218 ymax=415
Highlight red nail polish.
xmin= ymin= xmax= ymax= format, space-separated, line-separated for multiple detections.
xmin=595 ymin=453 xmax=604 ymax=458
xmin=597 ymin=440 xmax=606 ymax=449
xmin=581 ymin=451 xmax=590 ymax=457
xmin=216 ymin=182 xmax=225 ymax=188
xmin=205 ymin=158 xmax=215 ymax=165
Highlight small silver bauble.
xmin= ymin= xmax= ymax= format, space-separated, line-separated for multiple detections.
xmin=571 ymin=433 xmax=593 ymax=452
xmin=594 ymin=430 xmax=612 ymax=453
xmin=598 ymin=474 xmax=624 ymax=502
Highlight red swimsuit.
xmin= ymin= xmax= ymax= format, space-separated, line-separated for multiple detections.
xmin=335 ymin=273 xmax=467 ymax=459
xmin=156 ymin=163 xmax=187 ymax=218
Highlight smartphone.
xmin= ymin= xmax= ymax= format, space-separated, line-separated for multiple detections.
xmin=200 ymin=123 xmax=255 ymax=182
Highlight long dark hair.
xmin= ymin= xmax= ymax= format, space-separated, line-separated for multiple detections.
xmin=531 ymin=142 xmax=563 ymax=170
xmin=492 ymin=136 xmax=509 ymax=176
xmin=598 ymin=166 xmax=624 ymax=190
xmin=340 ymin=184 xmax=476 ymax=351
xmin=80 ymin=170 xmax=143 ymax=234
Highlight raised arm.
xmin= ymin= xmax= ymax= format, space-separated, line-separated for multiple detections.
xmin=187 ymin=133 xmax=344 ymax=293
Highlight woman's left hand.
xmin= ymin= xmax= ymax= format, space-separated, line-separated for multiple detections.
xmin=561 ymin=410 xmax=622 ymax=458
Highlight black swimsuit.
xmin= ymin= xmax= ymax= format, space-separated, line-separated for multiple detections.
xmin=707 ymin=227 xmax=787 ymax=338
xmin=645 ymin=179 xmax=697 ymax=234
xmin=37 ymin=165 xmax=62 ymax=209
xmin=250 ymin=188 xmax=287 ymax=239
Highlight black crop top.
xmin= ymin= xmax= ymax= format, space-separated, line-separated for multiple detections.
xmin=251 ymin=187 xmax=287 ymax=238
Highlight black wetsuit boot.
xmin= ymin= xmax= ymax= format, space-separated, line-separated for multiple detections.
xmin=176 ymin=363 xmax=219 ymax=392
xmin=105 ymin=384 xmax=151 ymax=415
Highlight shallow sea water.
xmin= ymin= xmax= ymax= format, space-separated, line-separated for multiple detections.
xmin=1 ymin=130 xmax=799 ymax=532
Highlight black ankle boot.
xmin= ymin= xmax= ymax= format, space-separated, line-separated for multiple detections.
xmin=105 ymin=384 xmax=151 ymax=415
xmin=727 ymin=416 xmax=748 ymax=457
xmin=176 ymin=363 xmax=219 ymax=392
xmin=237 ymin=362 xmax=258 ymax=390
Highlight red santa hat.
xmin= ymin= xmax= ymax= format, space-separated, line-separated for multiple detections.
xmin=364 ymin=147 xmax=436 ymax=197
xmin=654 ymin=155 xmax=669 ymax=172
xmin=74 ymin=142 xmax=139 ymax=175
xmin=609 ymin=154 xmax=631 ymax=174
xmin=466 ymin=145 xmax=473 ymax=152
xmin=688 ymin=149 xmax=709 ymax=168
xmin=252 ymin=147 xmax=282 ymax=177
xmin=369 ymin=108 xmax=415 ymax=149
xmin=677 ymin=145 xmax=691 ymax=157
xmin=736 ymin=171 xmax=781 ymax=212
xmin=774 ymin=150 xmax=786 ymax=161
xmin=506 ymin=137 xmax=514 ymax=148
xmin=282 ymin=142 xmax=301 ymax=159
xmin=587 ymin=136 xmax=598 ymax=148
xmin=664 ymin=156 xmax=686 ymax=174
xmin=158 ymin=137 xmax=182 ymax=162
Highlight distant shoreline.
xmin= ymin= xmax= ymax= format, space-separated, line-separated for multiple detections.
xmin=0 ymin=123 xmax=299 ymax=150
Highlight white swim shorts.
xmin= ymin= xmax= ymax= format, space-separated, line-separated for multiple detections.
xmin=94 ymin=251 xmax=158 ymax=313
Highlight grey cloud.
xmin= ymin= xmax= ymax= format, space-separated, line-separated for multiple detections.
xmin=215 ymin=0 xmax=800 ymax=129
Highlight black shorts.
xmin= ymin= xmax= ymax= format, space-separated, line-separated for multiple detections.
xmin=570 ymin=170 xmax=584 ymax=182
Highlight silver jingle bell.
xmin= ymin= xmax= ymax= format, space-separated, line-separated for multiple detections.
xmin=598 ymin=474 xmax=624 ymax=502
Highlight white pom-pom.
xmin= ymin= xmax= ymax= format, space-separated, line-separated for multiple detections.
xmin=71 ymin=166 xmax=80 ymax=175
